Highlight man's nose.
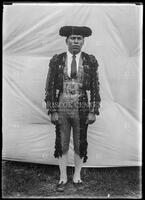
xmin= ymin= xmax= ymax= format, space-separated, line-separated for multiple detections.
xmin=74 ymin=38 xmax=79 ymax=43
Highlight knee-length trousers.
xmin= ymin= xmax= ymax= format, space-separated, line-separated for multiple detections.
xmin=58 ymin=94 xmax=81 ymax=155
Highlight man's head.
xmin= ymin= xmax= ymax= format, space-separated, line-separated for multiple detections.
xmin=59 ymin=26 xmax=92 ymax=55
xmin=66 ymin=34 xmax=84 ymax=55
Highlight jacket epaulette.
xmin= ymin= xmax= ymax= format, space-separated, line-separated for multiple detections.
xmin=49 ymin=54 xmax=59 ymax=64
xmin=88 ymin=54 xmax=99 ymax=65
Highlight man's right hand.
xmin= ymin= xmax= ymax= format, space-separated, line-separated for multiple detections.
xmin=51 ymin=112 xmax=59 ymax=125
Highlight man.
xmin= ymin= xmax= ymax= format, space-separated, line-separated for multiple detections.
xmin=45 ymin=26 xmax=101 ymax=192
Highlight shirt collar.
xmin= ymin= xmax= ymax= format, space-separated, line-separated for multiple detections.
xmin=67 ymin=50 xmax=81 ymax=59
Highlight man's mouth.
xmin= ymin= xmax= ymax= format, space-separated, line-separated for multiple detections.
xmin=73 ymin=45 xmax=80 ymax=48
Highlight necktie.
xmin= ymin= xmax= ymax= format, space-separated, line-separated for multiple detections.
xmin=71 ymin=54 xmax=77 ymax=78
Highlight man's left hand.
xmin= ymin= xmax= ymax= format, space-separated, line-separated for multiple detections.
xmin=86 ymin=113 xmax=96 ymax=124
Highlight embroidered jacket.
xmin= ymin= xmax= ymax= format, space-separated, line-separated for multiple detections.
xmin=45 ymin=52 xmax=101 ymax=115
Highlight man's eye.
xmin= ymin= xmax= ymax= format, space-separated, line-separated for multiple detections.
xmin=71 ymin=37 xmax=81 ymax=40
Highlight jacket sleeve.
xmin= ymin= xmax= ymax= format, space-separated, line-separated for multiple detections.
xmin=44 ymin=55 xmax=58 ymax=115
xmin=89 ymin=55 xmax=101 ymax=115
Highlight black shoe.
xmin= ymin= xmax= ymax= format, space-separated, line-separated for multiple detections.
xmin=73 ymin=181 xmax=84 ymax=190
xmin=56 ymin=181 xmax=67 ymax=192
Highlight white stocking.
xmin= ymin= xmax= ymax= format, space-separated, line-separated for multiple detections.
xmin=58 ymin=152 xmax=68 ymax=184
xmin=73 ymin=153 xmax=83 ymax=183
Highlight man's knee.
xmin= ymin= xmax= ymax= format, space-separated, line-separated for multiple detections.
xmin=61 ymin=143 xmax=69 ymax=154
xmin=74 ymin=146 xmax=80 ymax=156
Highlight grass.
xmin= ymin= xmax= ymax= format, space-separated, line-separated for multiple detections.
xmin=2 ymin=160 xmax=142 ymax=198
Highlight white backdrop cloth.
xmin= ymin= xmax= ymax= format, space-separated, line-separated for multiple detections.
xmin=3 ymin=4 xmax=142 ymax=167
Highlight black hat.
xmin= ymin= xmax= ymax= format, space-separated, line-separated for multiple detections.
xmin=59 ymin=26 xmax=92 ymax=37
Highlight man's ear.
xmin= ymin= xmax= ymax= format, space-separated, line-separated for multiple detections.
xmin=65 ymin=37 xmax=68 ymax=44
xmin=82 ymin=37 xmax=85 ymax=45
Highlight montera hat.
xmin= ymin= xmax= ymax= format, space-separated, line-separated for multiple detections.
xmin=59 ymin=26 xmax=92 ymax=37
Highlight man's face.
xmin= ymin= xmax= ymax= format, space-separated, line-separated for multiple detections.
xmin=66 ymin=34 xmax=84 ymax=55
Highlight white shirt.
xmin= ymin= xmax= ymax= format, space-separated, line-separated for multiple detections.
xmin=67 ymin=51 xmax=81 ymax=77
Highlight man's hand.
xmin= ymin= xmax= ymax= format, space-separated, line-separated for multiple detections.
xmin=86 ymin=113 xmax=96 ymax=125
xmin=51 ymin=112 xmax=59 ymax=125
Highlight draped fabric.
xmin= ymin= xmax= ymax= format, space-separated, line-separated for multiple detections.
xmin=2 ymin=3 xmax=142 ymax=167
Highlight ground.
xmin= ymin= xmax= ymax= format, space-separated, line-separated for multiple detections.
xmin=2 ymin=160 xmax=142 ymax=198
